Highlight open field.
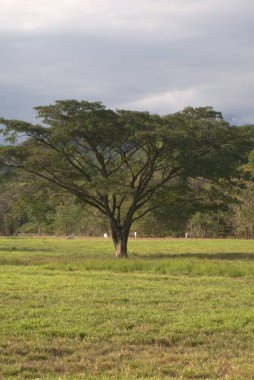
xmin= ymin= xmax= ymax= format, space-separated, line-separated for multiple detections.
xmin=1 ymin=238 xmax=254 ymax=379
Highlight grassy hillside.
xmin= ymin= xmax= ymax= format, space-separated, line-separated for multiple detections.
xmin=1 ymin=238 xmax=254 ymax=379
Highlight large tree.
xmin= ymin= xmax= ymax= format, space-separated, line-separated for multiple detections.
xmin=0 ymin=101 xmax=251 ymax=256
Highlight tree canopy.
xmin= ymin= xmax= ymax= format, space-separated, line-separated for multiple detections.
xmin=0 ymin=100 xmax=252 ymax=256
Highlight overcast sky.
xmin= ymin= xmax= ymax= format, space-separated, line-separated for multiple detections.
xmin=0 ymin=0 xmax=254 ymax=124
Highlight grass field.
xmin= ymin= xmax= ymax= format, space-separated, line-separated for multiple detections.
xmin=1 ymin=237 xmax=254 ymax=379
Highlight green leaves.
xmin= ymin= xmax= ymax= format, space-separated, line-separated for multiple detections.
xmin=0 ymin=101 xmax=252 ymax=243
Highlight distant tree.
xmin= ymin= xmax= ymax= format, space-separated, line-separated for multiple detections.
xmin=137 ymin=175 xmax=236 ymax=237
xmin=0 ymin=169 xmax=27 ymax=235
xmin=187 ymin=211 xmax=227 ymax=238
xmin=25 ymin=191 xmax=53 ymax=235
xmin=244 ymin=149 xmax=254 ymax=172
xmin=228 ymin=148 xmax=254 ymax=238
xmin=0 ymin=101 xmax=251 ymax=256
xmin=55 ymin=202 xmax=82 ymax=236
xmin=230 ymin=179 xmax=254 ymax=238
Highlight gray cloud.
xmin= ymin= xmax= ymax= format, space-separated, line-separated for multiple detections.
xmin=0 ymin=0 xmax=254 ymax=124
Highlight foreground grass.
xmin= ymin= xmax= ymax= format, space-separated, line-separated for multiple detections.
xmin=0 ymin=238 xmax=254 ymax=379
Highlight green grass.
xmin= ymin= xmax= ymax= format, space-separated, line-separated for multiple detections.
xmin=0 ymin=237 xmax=254 ymax=379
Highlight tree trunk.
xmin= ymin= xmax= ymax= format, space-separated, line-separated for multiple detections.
xmin=110 ymin=222 xmax=129 ymax=258
xmin=216 ymin=213 xmax=220 ymax=238
xmin=114 ymin=235 xmax=128 ymax=258
xmin=64 ymin=222 xmax=68 ymax=236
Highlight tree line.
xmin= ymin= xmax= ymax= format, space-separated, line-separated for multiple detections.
xmin=0 ymin=101 xmax=254 ymax=256
xmin=1 ymin=171 xmax=254 ymax=240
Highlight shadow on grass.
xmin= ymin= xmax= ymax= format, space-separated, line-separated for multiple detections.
xmin=140 ymin=252 xmax=254 ymax=261
xmin=0 ymin=247 xmax=53 ymax=252
xmin=1 ymin=252 xmax=254 ymax=269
